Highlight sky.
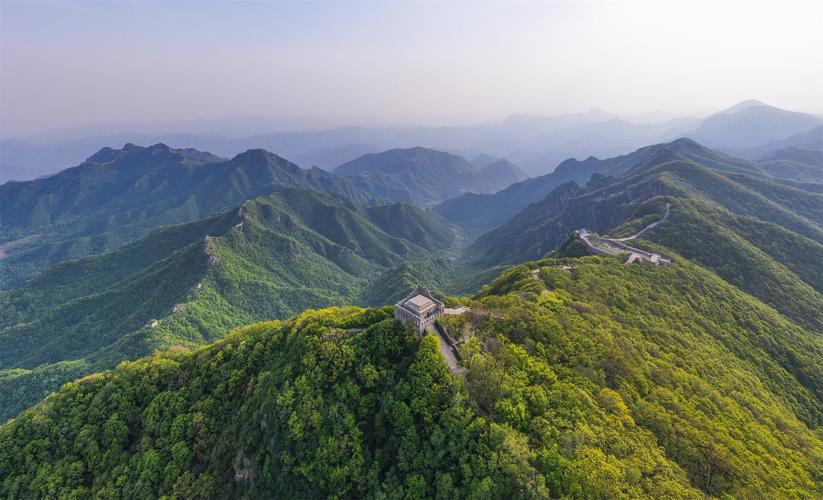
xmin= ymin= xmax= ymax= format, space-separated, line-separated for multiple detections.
xmin=1 ymin=0 xmax=822 ymax=138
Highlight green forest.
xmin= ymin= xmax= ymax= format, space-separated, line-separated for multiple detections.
xmin=0 ymin=188 xmax=456 ymax=421
xmin=2 ymin=256 xmax=820 ymax=498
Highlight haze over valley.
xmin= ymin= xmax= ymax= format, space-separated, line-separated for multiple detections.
xmin=3 ymin=99 xmax=822 ymax=183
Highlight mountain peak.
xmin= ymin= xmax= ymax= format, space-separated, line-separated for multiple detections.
xmin=584 ymin=107 xmax=612 ymax=117
xmin=470 ymin=153 xmax=499 ymax=169
xmin=84 ymin=143 xmax=147 ymax=163
xmin=85 ymin=146 xmax=118 ymax=163
xmin=691 ymin=101 xmax=822 ymax=149
xmin=641 ymin=147 xmax=686 ymax=167
xmin=231 ymin=148 xmax=280 ymax=164
xmin=227 ymin=149 xmax=305 ymax=177
xmin=479 ymin=158 xmax=529 ymax=183
xmin=668 ymin=137 xmax=703 ymax=150
xmin=85 ymin=142 xmax=201 ymax=164
xmin=721 ymin=99 xmax=768 ymax=114
xmin=147 ymin=143 xmax=173 ymax=155
xmin=335 ymin=147 xmax=470 ymax=176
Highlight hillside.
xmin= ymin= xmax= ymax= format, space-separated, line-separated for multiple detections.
xmin=631 ymin=197 xmax=823 ymax=329
xmin=0 ymin=189 xmax=455 ymax=421
xmin=755 ymin=147 xmax=823 ymax=182
xmin=433 ymin=175 xmax=566 ymax=238
xmin=2 ymin=256 xmax=821 ymax=497
xmin=467 ymin=150 xmax=823 ymax=331
xmin=336 ymin=147 xmax=524 ymax=206
xmin=467 ymin=147 xmax=823 ymax=264
xmin=761 ymin=146 xmax=823 ymax=166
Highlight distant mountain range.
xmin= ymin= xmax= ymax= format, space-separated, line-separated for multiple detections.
xmin=690 ymin=100 xmax=823 ymax=150
xmin=3 ymin=100 xmax=821 ymax=183
xmin=735 ymin=125 xmax=823 ymax=159
xmin=0 ymin=144 xmax=494 ymax=287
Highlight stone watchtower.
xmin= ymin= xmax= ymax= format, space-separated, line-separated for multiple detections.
xmin=394 ymin=285 xmax=445 ymax=334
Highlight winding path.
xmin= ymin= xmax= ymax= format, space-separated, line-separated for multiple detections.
xmin=611 ymin=202 xmax=671 ymax=242
xmin=577 ymin=203 xmax=672 ymax=265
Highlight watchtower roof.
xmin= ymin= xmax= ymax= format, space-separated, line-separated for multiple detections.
xmin=395 ymin=284 xmax=444 ymax=311
xmin=407 ymin=294 xmax=434 ymax=310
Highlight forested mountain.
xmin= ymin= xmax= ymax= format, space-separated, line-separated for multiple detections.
xmin=0 ymin=189 xmax=455 ymax=421
xmin=435 ymin=138 xmax=763 ymax=236
xmin=0 ymin=144 xmax=431 ymax=288
xmin=5 ymin=0 xmax=823 ymax=490
xmin=440 ymin=136 xmax=823 ymax=237
xmin=466 ymin=144 xmax=823 ymax=332
xmin=2 ymin=254 xmax=821 ymax=498
xmin=335 ymin=147 xmax=526 ymax=206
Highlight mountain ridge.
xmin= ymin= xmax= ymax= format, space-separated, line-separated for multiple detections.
xmin=0 ymin=143 xmax=433 ymax=287
xmin=466 ymin=149 xmax=823 ymax=332
xmin=4 ymin=100 xmax=820 ymax=183
xmin=0 ymin=188 xmax=456 ymax=421
xmin=436 ymin=137 xmax=823 ymax=238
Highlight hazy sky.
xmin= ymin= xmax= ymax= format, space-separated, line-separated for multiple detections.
xmin=2 ymin=0 xmax=822 ymax=137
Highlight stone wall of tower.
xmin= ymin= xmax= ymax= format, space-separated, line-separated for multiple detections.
xmin=395 ymin=285 xmax=445 ymax=334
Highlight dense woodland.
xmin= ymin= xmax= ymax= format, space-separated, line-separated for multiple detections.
xmin=2 ymin=257 xmax=821 ymax=497
xmin=0 ymin=188 xmax=456 ymax=421
xmin=0 ymin=308 xmax=549 ymax=498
